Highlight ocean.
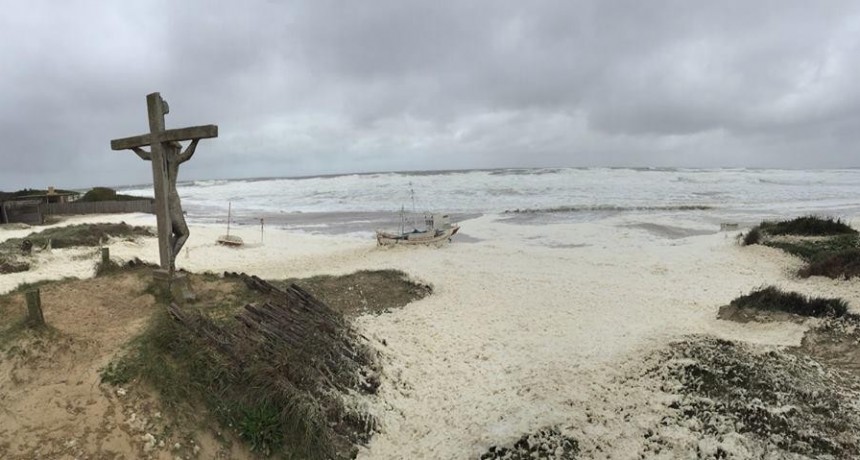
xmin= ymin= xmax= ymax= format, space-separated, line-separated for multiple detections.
xmin=119 ymin=168 xmax=860 ymax=236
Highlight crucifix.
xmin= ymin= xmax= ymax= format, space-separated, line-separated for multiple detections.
xmin=110 ymin=92 xmax=218 ymax=275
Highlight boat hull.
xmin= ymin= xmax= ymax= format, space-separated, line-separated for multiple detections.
xmin=376 ymin=225 xmax=459 ymax=246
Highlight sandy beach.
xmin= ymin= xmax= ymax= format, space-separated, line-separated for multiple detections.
xmin=2 ymin=211 xmax=859 ymax=458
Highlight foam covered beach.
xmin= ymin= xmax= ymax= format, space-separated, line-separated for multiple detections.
xmin=3 ymin=168 xmax=860 ymax=458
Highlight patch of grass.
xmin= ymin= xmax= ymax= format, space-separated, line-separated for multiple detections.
xmin=742 ymin=227 xmax=762 ymax=246
xmin=730 ymin=286 xmax=848 ymax=318
xmin=102 ymin=307 xmax=333 ymax=458
xmin=0 ymin=222 xmax=153 ymax=251
xmin=480 ymin=428 xmax=579 ymax=459
xmin=3 ymin=277 xmax=79 ymax=297
xmin=657 ymin=337 xmax=860 ymax=457
xmin=763 ymin=234 xmax=860 ymax=261
xmin=0 ymin=258 xmax=29 ymax=274
xmin=758 ymin=215 xmax=857 ymax=237
xmin=99 ymin=359 xmax=135 ymax=386
xmin=0 ymin=317 xmax=59 ymax=353
xmin=102 ymin=271 xmax=394 ymax=459
xmin=743 ymin=216 xmax=857 ymax=246
xmin=799 ymin=248 xmax=860 ymax=279
xmin=0 ymin=318 xmax=30 ymax=351
xmin=742 ymin=217 xmax=860 ymax=279
xmin=95 ymin=258 xmax=123 ymax=277
xmin=277 ymin=269 xmax=432 ymax=316
xmin=236 ymin=404 xmax=285 ymax=454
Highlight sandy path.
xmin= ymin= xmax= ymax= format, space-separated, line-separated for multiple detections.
xmin=0 ymin=273 xmax=159 ymax=458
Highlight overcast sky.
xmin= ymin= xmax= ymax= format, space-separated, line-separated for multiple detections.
xmin=1 ymin=0 xmax=859 ymax=190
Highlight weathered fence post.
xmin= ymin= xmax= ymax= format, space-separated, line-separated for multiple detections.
xmin=26 ymin=289 xmax=45 ymax=327
xmin=101 ymin=247 xmax=110 ymax=266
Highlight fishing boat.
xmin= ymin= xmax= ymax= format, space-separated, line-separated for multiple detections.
xmin=217 ymin=202 xmax=244 ymax=247
xmin=376 ymin=212 xmax=459 ymax=246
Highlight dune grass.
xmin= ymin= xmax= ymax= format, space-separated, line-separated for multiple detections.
xmin=730 ymin=286 xmax=848 ymax=318
xmin=0 ymin=222 xmax=153 ymax=252
xmin=100 ymin=305 xmax=332 ymax=458
xmin=763 ymin=234 xmax=860 ymax=261
xmin=742 ymin=216 xmax=856 ymax=247
xmin=798 ymin=249 xmax=860 ymax=280
xmin=741 ymin=216 xmax=860 ymax=279
xmin=756 ymin=216 xmax=856 ymax=237
xmin=101 ymin=269 xmax=428 ymax=458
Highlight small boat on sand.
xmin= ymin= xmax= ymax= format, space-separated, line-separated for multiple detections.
xmin=376 ymin=212 xmax=459 ymax=246
xmin=217 ymin=202 xmax=244 ymax=247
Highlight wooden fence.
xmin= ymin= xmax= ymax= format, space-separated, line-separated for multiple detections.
xmin=1 ymin=200 xmax=43 ymax=225
xmin=40 ymin=200 xmax=155 ymax=216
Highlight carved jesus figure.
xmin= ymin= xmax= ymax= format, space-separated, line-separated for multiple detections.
xmin=132 ymin=139 xmax=199 ymax=272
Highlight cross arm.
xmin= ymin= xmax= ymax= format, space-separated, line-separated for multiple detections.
xmin=110 ymin=124 xmax=218 ymax=150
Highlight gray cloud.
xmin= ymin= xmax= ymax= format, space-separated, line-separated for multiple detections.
xmin=2 ymin=0 xmax=859 ymax=190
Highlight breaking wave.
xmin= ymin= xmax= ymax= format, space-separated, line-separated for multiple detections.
xmin=503 ymin=205 xmax=715 ymax=214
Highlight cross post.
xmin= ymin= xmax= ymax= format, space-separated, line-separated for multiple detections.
xmin=146 ymin=93 xmax=173 ymax=269
xmin=110 ymin=92 xmax=217 ymax=272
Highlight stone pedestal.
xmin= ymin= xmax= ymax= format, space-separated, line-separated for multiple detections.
xmin=152 ymin=269 xmax=196 ymax=303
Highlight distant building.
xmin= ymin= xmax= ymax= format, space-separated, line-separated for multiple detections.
xmin=0 ymin=187 xmax=81 ymax=224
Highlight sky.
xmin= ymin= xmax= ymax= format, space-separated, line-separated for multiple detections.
xmin=1 ymin=0 xmax=860 ymax=190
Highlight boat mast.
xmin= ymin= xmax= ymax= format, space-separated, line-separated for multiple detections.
xmin=226 ymin=201 xmax=232 ymax=237
xmin=410 ymin=182 xmax=416 ymax=215
xmin=409 ymin=182 xmax=418 ymax=229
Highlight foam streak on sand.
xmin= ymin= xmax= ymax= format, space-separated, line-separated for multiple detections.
xmin=3 ymin=212 xmax=857 ymax=458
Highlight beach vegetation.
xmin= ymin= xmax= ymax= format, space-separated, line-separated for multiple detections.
xmin=757 ymin=215 xmax=856 ymax=237
xmin=742 ymin=227 xmax=762 ymax=245
xmin=0 ymin=279 xmax=71 ymax=351
xmin=744 ymin=216 xmax=856 ymax=246
xmin=762 ymin=234 xmax=860 ymax=261
xmin=78 ymin=187 xmax=150 ymax=203
xmin=0 ymin=222 xmax=153 ymax=252
xmin=0 ymin=188 xmax=79 ymax=199
xmin=0 ymin=257 xmax=29 ymax=274
xmin=799 ymin=249 xmax=860 ymax=280
xmin=729 ymin=286 xmax=848 ymax=318
xmin=741 ymin=216 xmax=860 ymax=279
xmin=661 ymin=336 xmax=860 ymax=458
xmin=101 ymin=269 xmax=424 ymax=458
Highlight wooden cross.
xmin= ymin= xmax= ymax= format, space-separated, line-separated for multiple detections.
xmin=110 ymin=92 xmax=218 ymax=271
